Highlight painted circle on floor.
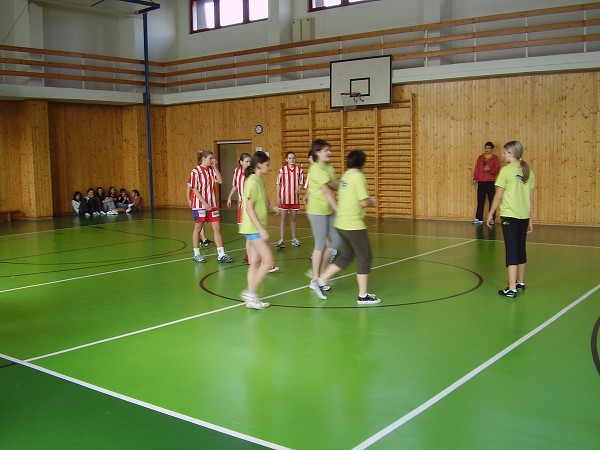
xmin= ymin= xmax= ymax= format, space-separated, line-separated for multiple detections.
xmin=199 ymin=257 xmax=483 ymax=309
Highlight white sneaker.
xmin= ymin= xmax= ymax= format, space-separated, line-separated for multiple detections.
xmin=126 ymin=206 xmax=132 ymax=213
xmin=472 ymin=219 xmax=483 ymax=224
xmin=85 ymin=213 xmax=90 ymax=218
xmin=275 ymin=240 xmax=285 ymax=248
xmin=100 ymin=211 xmax=106 ymax=216
xmin=241 ymin=290 xmax=257 ymax=302
xmin=291 ymin=238 xmax=301 ymax=247
xmin=309 ymin=280 xmax=327 ymax=300
xmin=241 ymin=291 xmax=270 ymax=309
xmin=268 ymin=266 xmax=279 ymax=273
xmin=318 ymin=280 xmax=331 ymax=291
xmin=246 ymin=300 xmax=270 ymax=310
xmin=193 ymin=255 xmax=205 ymax=263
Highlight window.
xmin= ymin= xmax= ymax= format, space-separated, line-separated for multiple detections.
xmin=191 ymin=0 xmax=268 ymax=32
xmin=309 ymin=0 xmax=376 ymax=12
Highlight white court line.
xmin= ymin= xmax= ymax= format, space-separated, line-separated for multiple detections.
xmin=261 ymin=238 xmax=476 ymax=300
xmin=12 ymin=237 xmax=476 ymax=449
xmin=25 ymin=303 xmax=245 ymax=362
xmin=0 ymin=353 xmax=291 ymax=450
xmin=24 ymin=239 xmax=475 ymax=362
xmin=0 ymin=230 xmax=319 ymax=295
xmin=0 ymin=256 xmax=192 ymax=295
xmin=351 ymin=282 xmax=600 ymax=450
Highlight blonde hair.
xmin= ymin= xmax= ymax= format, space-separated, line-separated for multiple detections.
xmin=504 ymin=140 xmax=530 ymax=183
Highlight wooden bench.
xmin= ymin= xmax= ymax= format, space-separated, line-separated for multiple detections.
xmin=0 ymin=210 xmax=20 ymax=222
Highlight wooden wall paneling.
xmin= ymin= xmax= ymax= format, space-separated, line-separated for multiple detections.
xmin=48 ymin=103 xmax=70 ymax=215
xmin=564 ymin=73 xmax=597 ymax=224
xmin=27 ymin=101 xmax=53 ymax=218
xmin=404 ymin=72 xmax=600 ymax=225
xmin=164 ymin=104 xmax=198 ymax=208
xmin=18 ymin=101 xmax=53 ymax=218
xmin=48 ymin=103 xmax=134 ymax=215
xmin=150 ymin=106 xmax=168 ymax=207
xmin=0 ymin=102 xmax=24 ymax=213
xmin=17 ymin=71 xmax=596 ymax=225
xmin=121 ymin=105 xmax=148 ymax=204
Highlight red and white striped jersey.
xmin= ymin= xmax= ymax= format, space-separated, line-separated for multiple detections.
xmin=277 ymin=165 xmax=304 ymax=204
xmin=188 ymin=165 xmax=218 ymax=209
xmin=232 ymin=166 xmax=246 ymax=202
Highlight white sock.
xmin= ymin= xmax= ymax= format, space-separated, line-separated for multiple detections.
xmin=194 ymin=248 xmax=200 ymax=257
xmin=217 ymin=247 xmax=225 ymax=258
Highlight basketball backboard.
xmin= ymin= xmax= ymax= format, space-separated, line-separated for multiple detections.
xmin=330 ymin=55 xmax=392 ymax=109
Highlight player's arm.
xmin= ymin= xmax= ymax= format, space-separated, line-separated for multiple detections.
xmin=321 ymin=184 xmax=338 ymax=213
xmin=487 ymin=186 xmax=504 ymax=226
xmin=360 ymin=197 xmax=377 ymax=207
xmin=212 ymin=160 xmax=223 ymax=184
xmin=226 ymin=185 xmax=237 ymax=208
xmin=528 ymin=189 xmax=534 ymax=233
xmin=192 ymin=186 xmax=210 ymax=210
xmin=246 ymin=198 xmax=269 ymax=241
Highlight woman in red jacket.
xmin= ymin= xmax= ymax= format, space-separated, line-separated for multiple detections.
xmin=472 ymin=141 xmax=500 ymax=224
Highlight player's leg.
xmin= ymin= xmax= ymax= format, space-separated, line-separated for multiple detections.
xmin=277 ymin=209 xmax=288 ymax=247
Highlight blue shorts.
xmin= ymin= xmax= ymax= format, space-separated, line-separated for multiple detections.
xmin=244 ymin=233 xmax=261 ymax=241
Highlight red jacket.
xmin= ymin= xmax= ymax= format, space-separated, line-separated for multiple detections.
xmin=473 ymin=154 xmax=500 ymax=182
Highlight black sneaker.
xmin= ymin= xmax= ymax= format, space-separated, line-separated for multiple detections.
xmin=202 ymin=239 xmax=212 ymax=247
xmin=498 ymin=288 xmax=517 ymax=298
xmin=516 ymin=282 xmax=526 ymax=291
xmin=217 ymin=254 xmax=234 ymax=263
xmin=357 ymin=293 xmax=381 ymax=305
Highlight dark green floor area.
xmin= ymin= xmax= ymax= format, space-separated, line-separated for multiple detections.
xmin=1 ymin=209 xmax=598 ymax=449
xmin=0 ymin=358 xmax=264 ymax=450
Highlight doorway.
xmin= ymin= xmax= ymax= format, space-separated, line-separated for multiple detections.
xmin=217 ymin=141 xmax=252 ymax=206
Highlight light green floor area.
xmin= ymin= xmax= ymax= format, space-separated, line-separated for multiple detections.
xmin=1 ymin=209 xmax=599 ymax=449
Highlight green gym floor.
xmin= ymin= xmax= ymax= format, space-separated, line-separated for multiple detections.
xmin=1 ymin=209 xmax=599 ymax=449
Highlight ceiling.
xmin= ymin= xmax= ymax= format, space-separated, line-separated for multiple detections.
xmin=32 ymin=0 xmax=160 ymax=16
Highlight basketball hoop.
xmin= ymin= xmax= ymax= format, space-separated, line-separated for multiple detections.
xmin=341 ymin=92 xmax=364 ymax=111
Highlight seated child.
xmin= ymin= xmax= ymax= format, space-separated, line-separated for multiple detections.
xmin=126 ymin=189 xmax=142 ymax=213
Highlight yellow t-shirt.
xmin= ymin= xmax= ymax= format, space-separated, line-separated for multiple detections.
xmin=334 ymin=169 xmax=369 ymax=230
xmin=240 ymin=174 xmax=267 ymax=234
xmin=495 ymin=161 xmax=535 ymax=219
xmin=307 ymin=162 xmax=336 ymax=215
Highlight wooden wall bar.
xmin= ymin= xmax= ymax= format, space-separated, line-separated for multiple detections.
xmin=1 ymin=71 xmax=598 ymax=225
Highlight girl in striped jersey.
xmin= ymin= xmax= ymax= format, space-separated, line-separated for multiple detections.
xmin=226 ymin=153 xmax=252 ymax=224
xmin=187 ymin=149 xmax=234 ymax=263
xmin=276 ymin=152 xmax=304 ymax=248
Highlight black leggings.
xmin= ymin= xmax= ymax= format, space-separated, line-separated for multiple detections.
xmin=501 ymin=217 xmax=529 ymax=266
xmin=334 ymin=228 xmax=372 ymax=275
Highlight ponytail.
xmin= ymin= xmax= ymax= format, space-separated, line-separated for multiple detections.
xmin=504 ymin=140 xmax=530 ymax=183
xmin=519 ymin=160 xmax=530 ymax=183
xmin=245 ymin=151 xmax=270 ymax=178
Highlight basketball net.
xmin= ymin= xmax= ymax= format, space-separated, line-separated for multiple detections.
xmin=341 ymin=92 xmax=363 ymax=111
